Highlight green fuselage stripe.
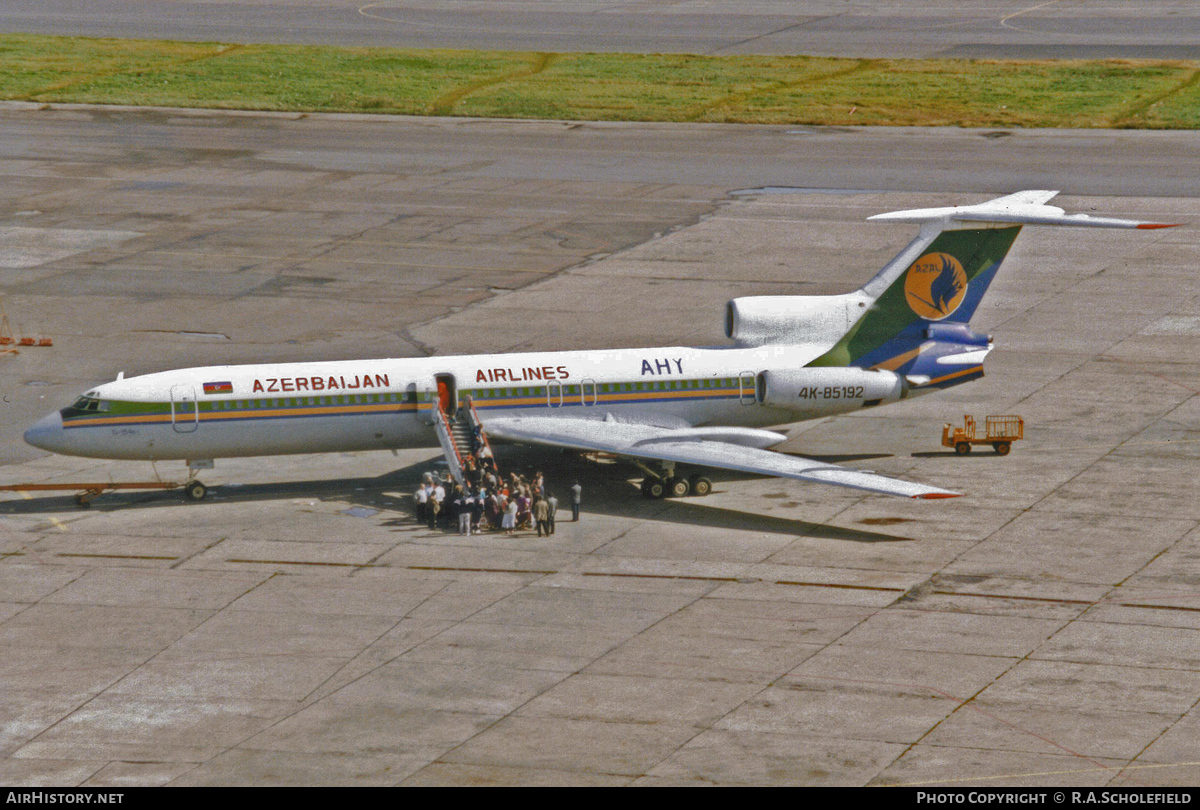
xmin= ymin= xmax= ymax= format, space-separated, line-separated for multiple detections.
xmin=61 ymin=377 xmax=746 ymax=428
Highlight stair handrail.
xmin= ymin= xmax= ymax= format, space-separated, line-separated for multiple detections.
xmin=434 ymin=408 xmax=467 ymax=487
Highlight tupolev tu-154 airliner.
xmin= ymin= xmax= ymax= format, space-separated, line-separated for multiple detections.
xmin=23 ymin=191 xmax=1177 ymax=502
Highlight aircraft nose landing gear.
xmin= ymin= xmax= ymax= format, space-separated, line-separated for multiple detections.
xmin=184 ymin=459 xmax=214 ymax=501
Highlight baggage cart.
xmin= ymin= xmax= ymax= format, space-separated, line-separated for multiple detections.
xmin=942 ymin=415 xmax=1023 ymax=456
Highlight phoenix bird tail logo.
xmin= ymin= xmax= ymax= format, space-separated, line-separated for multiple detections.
xmin=904 ymin=252 xmax=968 ymax=320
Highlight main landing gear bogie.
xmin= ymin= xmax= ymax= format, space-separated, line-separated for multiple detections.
xmin=688 ymin=475 xmax=713 ymax=497
xmin=640 ymin=473 xmax=713 ymax=499
xmin=640 ymin=477 xmax=666 ymax=499
xmin=636 ymin=460 xmax=712 ymax=499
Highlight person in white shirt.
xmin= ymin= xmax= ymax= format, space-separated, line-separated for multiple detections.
xmin=502 ymin=497 xmax=518 ymax=535
xmin=429 ymin=482 xmax=445 ymax=529
xmin=414 ymin=482 xmax=429 ymax=523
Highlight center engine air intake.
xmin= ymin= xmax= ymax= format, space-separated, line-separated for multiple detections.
xmin=725 ymin=294 xmax=869 ymax=347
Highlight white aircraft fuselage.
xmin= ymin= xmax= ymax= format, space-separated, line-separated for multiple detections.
xmin=24 ymin=191 xmax=1175 ymax=501
xmin=27 ymin=343 xmax=911 ymax=462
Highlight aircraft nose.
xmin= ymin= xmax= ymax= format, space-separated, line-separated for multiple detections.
xmin=24 ymin=411 xmax=65 ymax=453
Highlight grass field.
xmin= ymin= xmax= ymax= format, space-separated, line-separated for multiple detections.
xmin=2 ymin=34 xmax=1199 ymax=128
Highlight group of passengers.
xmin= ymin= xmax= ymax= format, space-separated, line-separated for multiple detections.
xmin=414 ymin=469 xmax=568 ymax=537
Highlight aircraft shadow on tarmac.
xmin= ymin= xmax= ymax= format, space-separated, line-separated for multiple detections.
xmin=0 ymin=448 xmax=916 ymax=543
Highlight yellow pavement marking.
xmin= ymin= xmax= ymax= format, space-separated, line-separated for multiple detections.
xmin=19 ymin=490 xmax=67 ymax=532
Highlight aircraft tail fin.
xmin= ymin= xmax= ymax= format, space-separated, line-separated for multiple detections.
xmin=807 ymin=192 xmax=1178 ymax=388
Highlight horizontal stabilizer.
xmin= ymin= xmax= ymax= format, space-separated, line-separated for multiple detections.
xmin=869 ymin=191 xmax=1181 ymax=229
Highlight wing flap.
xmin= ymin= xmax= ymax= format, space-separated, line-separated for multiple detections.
xmin=483 ymin=416 xmax=959 ymax=500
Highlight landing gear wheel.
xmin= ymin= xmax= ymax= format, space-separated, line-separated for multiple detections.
xmin=666 ymin=477 xmax=691 ymax=498
xmin=185 ymin=481 xmax=208 ymax=501
xmin=74 ymin=493 xmax=92 ymax=508
xmin=955 ymin=442 xmax=971 ymax=455
xmin=993 ymin=442 xmax=1011 ymax=456
xmin=688 ymin=475 xmax=713 ymax=497
xmin=640 ymin=478 xmax=665 ymax=499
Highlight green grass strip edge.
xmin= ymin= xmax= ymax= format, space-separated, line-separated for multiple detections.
xmin=3 ymin=33 xmax=1200 ymax=128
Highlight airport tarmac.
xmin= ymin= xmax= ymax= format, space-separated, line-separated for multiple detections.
xmin=4 ymin=0 xmax=1200 ymax=59
xmin=2 ymin=107 xmax=1200 ymax=786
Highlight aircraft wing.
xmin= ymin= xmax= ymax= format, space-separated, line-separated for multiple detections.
xmin=481 ymin=415 xmax=960 ymax=500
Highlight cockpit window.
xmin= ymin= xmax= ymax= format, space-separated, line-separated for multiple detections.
xmin=69 ymin=397 xmax=109 ymax=412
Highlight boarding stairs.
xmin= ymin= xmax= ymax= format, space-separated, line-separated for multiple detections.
xmin=449 ymin=419 xmax=474 ymax=460
xmin=431 ymin=397 xmax=498 ymax=488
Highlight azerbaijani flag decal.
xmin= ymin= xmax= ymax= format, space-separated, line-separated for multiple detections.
xmin=203 ymin=381 xmax=234 ymax=395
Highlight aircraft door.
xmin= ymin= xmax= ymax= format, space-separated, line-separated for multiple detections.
xmin=739 ymin=371 xmax=757 ymax=405
xmin=581 ymin=379 xmax=598 ymax=406
xmin=435 ymin=373 xmax=457 ymax=419
xmin=171 ymin=384 xmax=199 ymax=433
xmin=547 ymin=381 xmax=563 ymax=408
